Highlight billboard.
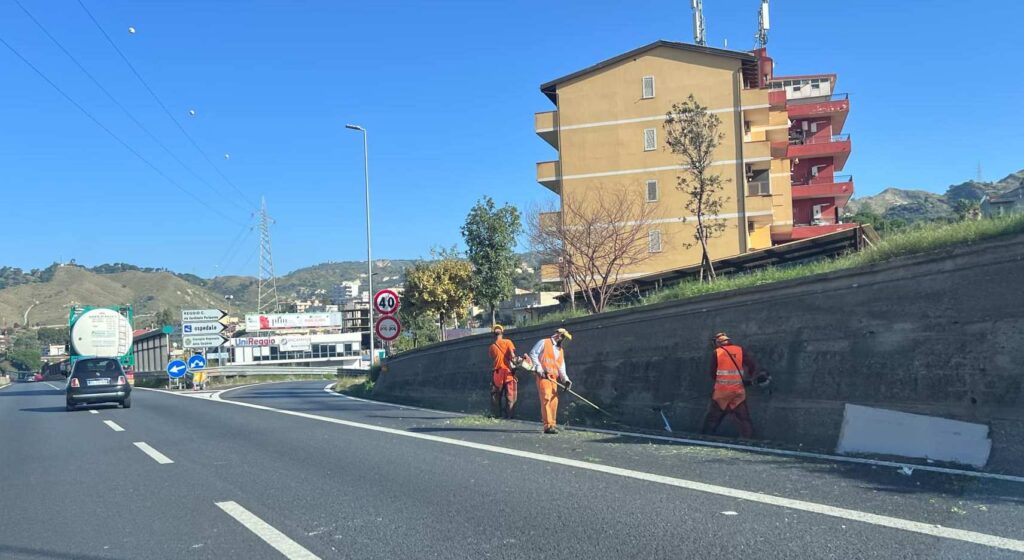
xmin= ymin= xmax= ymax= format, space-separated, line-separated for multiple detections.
xmin=231 ymin=335 xmax=312 ymax=352
xmin=244 ymin=312 xmax=343 ymax=331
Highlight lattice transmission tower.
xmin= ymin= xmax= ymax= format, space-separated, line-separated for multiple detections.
xmin=256 ymin=196 xmax=280 ymax=313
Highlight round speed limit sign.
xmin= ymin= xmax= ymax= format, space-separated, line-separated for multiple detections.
xmin=374 ymin=315 xmax=402 ymax=341
xmin=373 ymin=289 xmax=401 ymax=315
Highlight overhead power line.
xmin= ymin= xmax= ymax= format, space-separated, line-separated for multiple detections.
xmin=0 ymin=33 xmax=244 ymax=226
xmin=11 ymin=0 xmax=252 ymax=215
xmin=76 ymin=0 xmax=259 ymax=210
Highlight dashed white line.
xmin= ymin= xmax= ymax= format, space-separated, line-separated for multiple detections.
xmin=158 ymin=387 xmax=1024 ymax=554
xmin=103 ymin=420 xmax=124 ymax=432
xmin=215 ymin=501 xmax=321 ymax=560
xmin=89 ymin=410 xmax=99 ymax=414
xmin=133 ymin=441 xmax=173 ymax=464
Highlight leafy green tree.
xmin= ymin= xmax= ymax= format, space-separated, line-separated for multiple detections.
xmin=953 ymin=199 xmax=982 ymax=221
xmin=7 ymin=331 xmax=41 ymax=371
xmin=155 ymin=308 xmax=176 ymax=328
xmin=403 ymin=248 xmax=474 ymax=341
xmin=460 ymin=196 xmax=522 ymax=326
xmin=391 ymin=305 xmax=441 ymax=353
xmin=36 ymin=327 xmax=69 ymax=348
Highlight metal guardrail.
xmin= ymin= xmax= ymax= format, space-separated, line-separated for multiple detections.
xmin=787 ymin=92 xmax=848 ymax=105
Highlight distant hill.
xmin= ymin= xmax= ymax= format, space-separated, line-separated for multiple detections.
xmin=0 ymin=264 xmax=239 ymax=328
xmin=0 ymin=254 xmax=543 ymax=329
xmin=847 ymin=169 xmax=1024 ymax=223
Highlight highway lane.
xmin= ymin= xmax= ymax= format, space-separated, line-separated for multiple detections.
xmin=2 ymin=379 xmax=1022 ymax=559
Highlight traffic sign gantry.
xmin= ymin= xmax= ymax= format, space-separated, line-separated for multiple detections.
xmin=188 ymin=355 xmax=207 ymax=370
xmin=375 ymin=315 xmax=401 ymax=341
xmin=166 ymin=360 xmax=187 ymax=379
xmin=373 ymin=289 xmax=401 ymax=315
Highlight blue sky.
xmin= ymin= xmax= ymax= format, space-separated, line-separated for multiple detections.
xmin=1 ymin=0 xmax=1021 ymax=276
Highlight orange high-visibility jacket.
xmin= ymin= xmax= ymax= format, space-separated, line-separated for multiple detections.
xmin=713 ymin=345 xmax=745 ymax=394
xmin=539 ymin=338 xmax=565 ymax=381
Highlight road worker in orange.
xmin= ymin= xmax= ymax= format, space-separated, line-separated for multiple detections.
xmin=529 ymin=328 xmax=572 ymax=434
xmin=701 ymin=332 xmax=760 ymax=439
xmin=488 ymin=325 xmax=518 ymax=418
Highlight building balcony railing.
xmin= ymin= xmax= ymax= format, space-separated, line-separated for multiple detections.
xmin=786 ymin=93 xmax=848 ymax=105
xmin=792 ymin=175 xmax=855 ymax=201
xmin=536 ymin=160 xmax=560 ymax=193
xmin=786 ymin=134 xmax=852 ymax=170
xmin=535 ymin=111 xmax=558 ymax=148
xmin=787 ymin=94 xmax=851 ymax=134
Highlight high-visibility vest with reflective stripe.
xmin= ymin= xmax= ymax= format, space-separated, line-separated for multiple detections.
xmin=540 ymin=338 xmax=564 ymax=380
xmin=714 ymin=345 xmax=745 ymax=393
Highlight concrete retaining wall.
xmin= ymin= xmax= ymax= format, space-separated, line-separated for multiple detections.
xmin=374 ymin=233 xmax=1024 ymax=474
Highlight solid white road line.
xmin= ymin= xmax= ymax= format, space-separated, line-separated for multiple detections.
xmin=89 ymin=410 xmax=98 ymax=414
xmin=318 ymin=383 xmax=1024 ymax=484
xmin=133 ymin=441 xmax=173 ymax=464
xmin=215 ymin=501 xmax=321 ymax=560
xmin=103 ymin=420 xmax=124 ymax=432
xmin=45 ymin=382 xmax=63 ymax=390
xmin=156 ymin=387 xmax=1024 ymax=554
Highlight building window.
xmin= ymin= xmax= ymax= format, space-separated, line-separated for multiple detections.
xmin=643 ymin=128 xmax=657 ymax=151
xmin=646 ymin=180 xmax=659 ymax=202
xmin=642 ymin=76 xmax=655 ymax=99
xmin=747 ymin=168 xmax=770 ymax=195
xmin=648 ymin=230 xmax=662 ymax=253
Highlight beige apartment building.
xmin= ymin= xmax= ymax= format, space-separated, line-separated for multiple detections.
xmin=535 ymin=40 xmax=850 ymax=284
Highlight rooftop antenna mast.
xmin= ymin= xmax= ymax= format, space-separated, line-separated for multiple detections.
xmin=755 ymin=0 xmax=770 ymax=48
xmin=691 ymin=0 xmax=706 ymax=46
xmin=256 ymin=196 xmax=280 ymax=313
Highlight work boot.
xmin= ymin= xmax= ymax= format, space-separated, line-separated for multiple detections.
xmin=543 ymin=427 xmax=559 ymax=434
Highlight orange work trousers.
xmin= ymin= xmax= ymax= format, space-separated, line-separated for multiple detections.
xmin=535 ymin=375 xmax=559 ymax=429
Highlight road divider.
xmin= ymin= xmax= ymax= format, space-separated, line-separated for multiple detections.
xmin=103 ymin=420 xmax=124 ymax=432
xmin=215 ymin=501 xmax=321 ymax=560
xmin=133 ymin=441 xmax=173 ymax=464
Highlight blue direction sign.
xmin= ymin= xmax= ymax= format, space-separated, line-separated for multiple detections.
xmin=188 ymin=355 xmax=207 ymax=371
xmin=167 ymin=360 xmax=188 ymax=379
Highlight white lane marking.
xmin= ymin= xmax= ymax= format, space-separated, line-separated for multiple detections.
xmin=317 ymin=383 xmax=1024 ymax=484
xmin=215 ymin=501 xmax=321 ymax=560
xmin=153 ymin=387 xmax=1024 ymax=553
xmin=89 ymin=410 xmax=99 ymax=415
xmin=103 ymin=420 xmax=125 ymax=432
xmin=45 ymin=382 xmax=63 ymax=390
xmin=321 ymin=383 xmax=463 ymax=417
xmin=133 ymin=441 xmax=173 ymax=464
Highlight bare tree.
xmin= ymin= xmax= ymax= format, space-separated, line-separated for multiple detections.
xmin=527 ymin=186 xmax=659 ymax=313
xmin=664 ymin=94 xmax=730 ymax=282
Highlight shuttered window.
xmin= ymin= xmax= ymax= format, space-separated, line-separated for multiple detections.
xmin=642 ymin=76 xmax=655 ymax=99
xmin=646 ymin=180 xmax=659 ymax=202
xmin=648 ymin=230 xmax=663 ymax=253
xmin=643 ymin=128 xmax=657 ymax=151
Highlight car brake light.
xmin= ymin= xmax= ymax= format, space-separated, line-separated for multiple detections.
xmin=117 ymin=376 xmax=126 ymax=385
xmin=70 ymin=378 xmax=80 ymax=388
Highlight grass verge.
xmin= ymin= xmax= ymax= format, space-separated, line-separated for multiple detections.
xmin=333 ymin=375 xmax=374 ymax=398
xmin=647 ymin=214 xmax=1024 ymax=306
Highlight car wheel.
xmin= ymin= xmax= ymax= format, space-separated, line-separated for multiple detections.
xmin=121 ymin=395 xmax=132 ymax=409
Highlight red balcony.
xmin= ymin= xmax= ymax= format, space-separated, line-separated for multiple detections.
xmin=768 ymin=90 xmax=787 ymax=109
xmin=787 ymin=93 xmax=849 ymax=134
xmin=773 ymin=223 xmax=858 ymax=242
xmin=792 ymin=175 xmax=854 ymax=202
xmin=787 ymin=134 xmax=851 ymax=171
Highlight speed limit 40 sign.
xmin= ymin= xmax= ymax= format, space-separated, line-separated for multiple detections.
xmin=375 ymin=315 xmax=402 ymax=341
xmin=373 ymin=289 xmax=401 ymax=315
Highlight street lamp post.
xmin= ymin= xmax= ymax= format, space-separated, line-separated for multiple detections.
xmin=345 ymin=123 xmax=374 ymax=366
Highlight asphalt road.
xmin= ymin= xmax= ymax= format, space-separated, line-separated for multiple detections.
xmin=1 ymin=380 xmax=1022 ymax=559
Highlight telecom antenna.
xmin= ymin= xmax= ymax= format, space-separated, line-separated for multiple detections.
xmin=692 ymin=0 xmax=706 ymax=46
xmin=256 ymin=196 xmax=280 ymax=313
xmin=976 ymin=161 xmax=984 ymax=182
xmin=755 ymin=0 xmax=770 ymax=48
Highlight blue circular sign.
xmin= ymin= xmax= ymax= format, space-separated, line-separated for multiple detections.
xmin=188 ymin=355 xmax=207 ymax=371
xmin=166 ymin=359 xmax=188 ymax=379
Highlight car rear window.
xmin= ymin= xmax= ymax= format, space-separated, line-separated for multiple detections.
xmin=72 ymin=359 xmax=124 ymax=378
